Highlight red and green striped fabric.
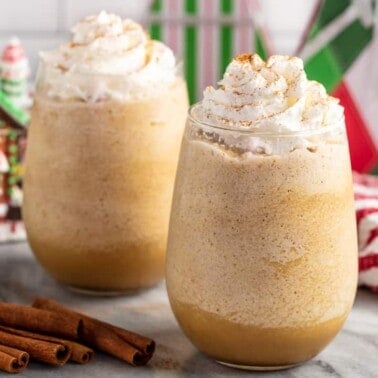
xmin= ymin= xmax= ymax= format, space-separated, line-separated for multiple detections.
xmin=220 ymin=0 xmax=233 ymax=77
xmin=184 ymin=0 xmax=198 ymax=104
xmin=300 ymin=0 xmax=377 ymax=174
xmin=150 ymin=0 xmax=163 ymax=41
xmin=303 ymin=0 xmax=374 ymax=93
xmin=149 ymin=0 xmax=260 ymax=104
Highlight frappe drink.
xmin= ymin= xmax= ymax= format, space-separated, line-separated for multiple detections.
xmin=24 ymin=12 xmax=188 ymax=293
xmin=166 ymin=54 xmax=357 ymax=369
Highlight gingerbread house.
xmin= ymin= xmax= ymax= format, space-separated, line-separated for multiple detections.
xmin=0 ymin=37 xmax=31 ymax=242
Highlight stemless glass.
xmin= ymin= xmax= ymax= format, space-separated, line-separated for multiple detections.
xmin=166 ymin=104 xmax=358 ymax=370
xmin=23 ymin=63 xmax=188 ymax=294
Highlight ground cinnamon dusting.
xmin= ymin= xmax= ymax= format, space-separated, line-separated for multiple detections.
xmin=234 ymin=52 xmax=253 ymax=63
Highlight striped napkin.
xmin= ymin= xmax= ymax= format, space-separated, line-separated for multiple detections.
xmin=354 ymin=172 xmax=378 ymax=292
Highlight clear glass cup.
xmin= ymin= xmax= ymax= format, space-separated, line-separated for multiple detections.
xmin=23 ymin=63 xmax=188 ymax=294
xmin=166 ymin=104 xmax=358 ymax=370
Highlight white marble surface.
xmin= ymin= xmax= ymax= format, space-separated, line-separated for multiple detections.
xmin=0 ymin=242 xmax=377 ymax=378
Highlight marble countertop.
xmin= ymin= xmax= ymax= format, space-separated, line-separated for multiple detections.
xmin=0 ymin=242 xmax=377 ymax=378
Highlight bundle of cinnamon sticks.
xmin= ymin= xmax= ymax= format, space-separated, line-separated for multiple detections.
xmin=0 ymin=297 xmax=155 ymax=373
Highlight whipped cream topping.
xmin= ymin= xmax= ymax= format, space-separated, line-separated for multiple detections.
xmin=38 ymin=11 xmax=177 ymax=101
xmin=198 ymin=53 xmax=344 ymax=133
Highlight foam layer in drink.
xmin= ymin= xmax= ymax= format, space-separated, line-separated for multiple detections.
xmin=24 ymin=78 xmax=188 ymax=291
xmin=167 ymin=133 xmax=357 ymax=328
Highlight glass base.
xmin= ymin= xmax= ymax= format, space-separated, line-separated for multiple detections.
xmin=67 ymin=285 xmax=146 ymax=297
xmin=217 ymin=360 xmax=298 ymax=371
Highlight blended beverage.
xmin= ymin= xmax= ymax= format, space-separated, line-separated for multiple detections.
xmin=166 ymin=54 xmax=357 ymax=369
xmin=23 ymin=12 xmax=188 ymax=292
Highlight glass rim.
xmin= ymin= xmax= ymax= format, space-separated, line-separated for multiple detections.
xmin=187 ymin=103 xmax=343 ymax=138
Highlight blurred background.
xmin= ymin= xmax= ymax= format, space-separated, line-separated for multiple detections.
xmin=0 ymin=0 xmax=316 ymax=75
xmin=0 ymin=0 xmax=376 ymax=242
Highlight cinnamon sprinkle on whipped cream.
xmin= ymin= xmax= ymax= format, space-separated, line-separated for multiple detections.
xmin=38 ymin=11 xmax=177 ymax=101
xmin=198 ymin=53 xmax=344 ymax=133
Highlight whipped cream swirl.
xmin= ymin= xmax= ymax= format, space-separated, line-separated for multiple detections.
xmin=38 ymin=11 xmax=177 ymax=101
xmin=199 ymin=53 xmax=344 ymax=133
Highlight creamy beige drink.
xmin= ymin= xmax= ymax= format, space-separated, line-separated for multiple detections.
xmin=23 ymin=12 xmax=188 ymax=292
xmin=166 ymin=54 xmax=357 ymax=369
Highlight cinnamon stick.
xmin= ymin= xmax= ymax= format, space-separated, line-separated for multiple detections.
xmin=65 ymin=341 xmax=93 ymax=364
xmin=0 ymin=345 xmax=29 ymax=374
xmin=0 ymin=303 xmax=81 ymax=340
xmin=33 ymin=297 xmax=155 ymax=365
xmin=0 ymin=326 xmax=93 ymax=365
xmin=105 ymin=324 xmax=155 ymax=355
xmin=80 ymin=319 xmax=147 ymax=366
xmin=0 ymin=328 xmax=71 ymax=366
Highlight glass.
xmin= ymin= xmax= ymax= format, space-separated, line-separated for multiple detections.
xmin=166 ymin=104 xmax=358 ymax=370
xmin=23 ymin=62 xmax=188 ymax=294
